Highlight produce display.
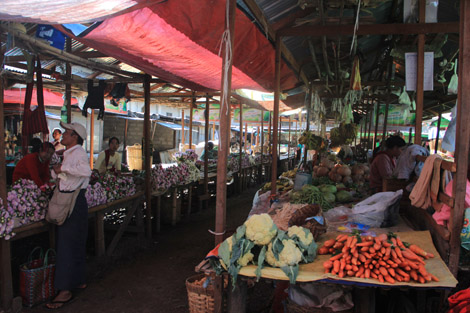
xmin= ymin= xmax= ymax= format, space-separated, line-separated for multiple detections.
xmin=329 ymin=123 xmax=358 ymax=147
xmin=313 ymin=158 xmax=369 ymax=186
xmin=261 ymin=178 xmax=293 ymax=193
xmin=290 ymin=185 xmax=334 ymax=211
xmin=280 ymin=168 xmax=297 ymax=180
xmin=320 ymin=232 xmax=439 ymax=284
xmin=216 ymin=214 xmax=318 ymax=285
xmin=150 ymin=160 xmax=200 ymax=191
xmin=298 ymin=131 xmax=327 ymax=152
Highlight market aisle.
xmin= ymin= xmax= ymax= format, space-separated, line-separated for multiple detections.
xmin=27 ymin=186 xmax=266 ymax=313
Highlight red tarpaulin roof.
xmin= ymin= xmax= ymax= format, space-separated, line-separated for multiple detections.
xmin=4 ymin=88 xmax=78 ymax=107
xmin=58 ymin=1 xmax=298 ymax=93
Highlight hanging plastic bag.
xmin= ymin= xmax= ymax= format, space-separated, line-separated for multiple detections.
xmin=350 ymin=56 xmax=362 ymax=91
xmin=398 ymin=87 xmax=412 ymax=106
xmin=448 ymin=60 xmax=458 ymax=95
xmin=461 ymin=208 xmax=470 ymax=250
xmin=442 ymin=102 xmax=457 ymax=152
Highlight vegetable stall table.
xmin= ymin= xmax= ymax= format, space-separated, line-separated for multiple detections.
xmin=225 ymin=227 xmax=457 ymax=313
xmin=0 ymin=191 xmax=146 ymax=309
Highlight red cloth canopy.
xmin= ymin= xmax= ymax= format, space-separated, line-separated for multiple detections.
xmin=59 ymin=1 xmax=298 ymax=92
xmin=4 ymin=88 xmax=78 ymax=107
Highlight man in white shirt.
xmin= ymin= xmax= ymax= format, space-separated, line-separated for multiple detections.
xmin=46 ymin=122 xmax=91 ymax=309
xmin=94 ymin=136 xmax=122 ymax=174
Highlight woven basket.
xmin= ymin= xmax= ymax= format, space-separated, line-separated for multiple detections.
xmin=186 ymin=273 xmax=226 ymax=313
xmin=286 ymin=299 xmax=354 ymax=313
xmin=127 ymin=144 xmax=142 ymax=170
xmin=288 ymin=204 xmax=327 ymax=240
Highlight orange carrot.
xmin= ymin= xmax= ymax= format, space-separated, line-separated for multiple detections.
xmin=336 ymin=234 xmax=348 ymax=242
xmin=357 ymin=241 xmax=373 ymax=247
xmin=324 ymin=239 xmax=336 ymax=248
xmin=369 ymin=247 xmax=376 ymax=254
xmin=318 ymin=247 xmax=329 ymax=255
xmin=356 ymin=266 xmax=364 ymax=277
xmin=409 ymin=244 xmax=435 ymax=259
xmin=379 ymin=267 xmax=389 ymax=277
xmin=382 ymin=241 xmax=392 ymax=248
xmin=347 ymin=270 xmax=354 ymax=277
xmin=418 ymin=265 xmax=429 ymax=278
xmin=365 ymin=268 xmax=371 ymax=278
xmin=329 ymin=248 xmax=335 ymax=254
xmin=358 ymin=254 xmax=366 ymax=263
xmin=350 ymin=237 xmax=358 ymax=248
xmin=338 ymin=270 xmax=345 ymax=278
xmin=377 ymin=233 xmax=388 ymax=241
xmin=394 ymin=247 xmax=403 ymax=259
xmin=378 ymin=274 xmax=384 ymax=283
xmin=330 ymin=253 xmax=344 ymax=261
xmin=340 ymin=259 xmax=346 ymax=270
xmin=410 ymin=270 xmax=418 ymax=281
xmin=396 ymin=268 xmax=409 ymax=278
xmin=323 ymin=261 xmax=333 ymax=269
xmin=388 ymin=268 xmax=396 ymax=277
xmin=402 ymin=249 xmax=425 ymax=264
xmin=396 ymin=237 xmax=406 ymax=249
xmin=429 ymin=273 xmax=440 ymax=282
xmin=384 ymin=275 xmax=395 ymax=284
xmin=345 ymin=236 xmax=353 ymax=248
xmin=395 ymin=274 xmax=403 ymax=282
xmin=418 ymin=275 xmax=425 ymax=284
xmin=333 ymin=260 xmax=340 ymax=273
xmin=333 ymin=241 xmax=344 ymax=249
xmin=371 ymin=272 xmax=378 ymax=279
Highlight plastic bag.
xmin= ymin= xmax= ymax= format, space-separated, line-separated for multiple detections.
xmin=398 ymin=87 xmax=411 ymax=106
xmin=289 ymin=283 xmax=353 ymax=311
xmin=442 ymin=103 xmax=457 ymax=152
xmin=249 ymin=190 xmax=271 ymax=217
xmin=448 ymin=60 xmax=458 ymax=95
xmin=350 ymin=190 xmax=403 ymax=228
xmin=461 ymin=208 xmax=470 ymax=250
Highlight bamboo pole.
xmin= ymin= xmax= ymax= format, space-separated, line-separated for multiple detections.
xmin=261 ymin=111 xmax=265 ymax=155
xmin=270 ymin=36 xmax=281 ymax=196
xmin=181 ymin=109 xmax=185 ymax=149
xmin=414 ymin=0 xmax=425 ymax=145
xmin=89 ymin=110 xmax=95 ymax=169
xmin=0 ymin=37 xmax=12 ymax=310
xmin=143 ymin=74 xmax=152 ymax=238
xmin=268 ymin=112 xmax=272 ymax=154
xmin=212 ymin=123 xmax=216 ymax=140
xmin=65 ymin=37 xmax=72 ymax=123
xmin=215 ymin=0 xmax=236 ymax=246
xmin=239 ymin=103 xmax=243 ymax=179
xmin=278 ymin=116 xmax=281 ymax=156
xmin=304 ymin=83 xmax=313 ymax=166
xmin=373 ymin=100 xmax=380 ymax=149
xmin=288 ymin=116 xmax=291 ymax=156
xmin=434 ymin=111 xmax=442 ymax=154
xmin=449 ymin=0 xmax=470 ymax=276
xmin=189 ymin=95 xmax=194 ymax=148
xmin=204 ymin=96 xmax=210 ymax=195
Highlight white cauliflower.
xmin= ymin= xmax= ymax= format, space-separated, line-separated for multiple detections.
xmin=244 ymin=213 xmax=278 ymax=245
xmin=238 ymin=252 xmax=254 ymax=267
xmin=287 ymin=225 xmax=313 ymax=246
xmin=265 ymin=239 xmax=302 ymax=267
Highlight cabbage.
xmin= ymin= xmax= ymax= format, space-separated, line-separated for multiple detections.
xmin=320 ymin=185 xmax=337 ymax=194
xmin=323 ymin=192 xmax=336 ymax=204
xmin=336 ymin=190 xmax=353 ymax=203
xmin=301 ymin=184 xmax=320 ymax=193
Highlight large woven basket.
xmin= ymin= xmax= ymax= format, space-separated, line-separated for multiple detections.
xmin=127 ymin=144 xmax=142 ymax=170
xmin=288 ymin=204 xmax=327 ymax=240
xmin=286 ymin=298 xmax=354 ymax=313
xmin=186 ymin=273 xmax=226 ymax=313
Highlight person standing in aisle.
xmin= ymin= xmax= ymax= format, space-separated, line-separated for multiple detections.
xmin=46 ymin=122 xmax=91 ymax=309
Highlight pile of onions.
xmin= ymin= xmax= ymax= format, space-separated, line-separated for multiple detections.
xmin=351 ymin=164 xmax=370 ymax=183
xmin=313 ymin=161 xmax=370 ymax=184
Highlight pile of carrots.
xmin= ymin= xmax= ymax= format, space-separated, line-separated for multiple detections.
xmin=319 ymin=232 xmax=439 ymax=284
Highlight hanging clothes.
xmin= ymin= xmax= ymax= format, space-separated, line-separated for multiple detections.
xmin=82 ymin=79 xmax=106 ymax=120
xmin=21 ymin=56 xmax=49 ymax=154
xmin=108 ymin=83 xmax=130 ymax=107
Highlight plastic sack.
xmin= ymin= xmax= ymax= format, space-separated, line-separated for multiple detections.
xmin=448 ymin=60 xmax=458 ymax=95
xmin=293 ymin=172 xmax=312 ymax=191
xmin=442 ymin=103 xmax=457 ymax=152
xmin=324 ymin=206 xmax=352 ymax=228
xmin=461 ymin=208 xmax=470 ymax=250
xmin=288 ymin=283 xmax=353 ymax=311
xmin=350 ymin=190 xmax=403 ymax=228
xmin=398 ymin=87 xmax=411 ymax=106
xmin=249 ymin=190 xmax=271 ymax=217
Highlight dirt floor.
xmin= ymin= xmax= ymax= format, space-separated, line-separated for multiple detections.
xmin=22 ymin=185 xmax=273 ymax=313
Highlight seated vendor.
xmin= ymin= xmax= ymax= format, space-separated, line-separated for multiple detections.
xmin=95 ymin=137 xmax=122 ymax=175
xmin=369 ymin=135 xmax=406 ymax=193
xmin=13 ymin=142 xmax=55 ymax=187
xmin=200 ymin=141 xmax=218 ymax=160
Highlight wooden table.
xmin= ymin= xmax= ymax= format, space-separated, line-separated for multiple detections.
xmin=0 ymin=192 xmax=146 ymax=310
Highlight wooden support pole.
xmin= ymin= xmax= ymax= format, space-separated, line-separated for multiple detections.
xmin=278 ymin=116 xmax=281 ymax=156
xmin=270 ymin=36 xmax=281 ymax=196
xmin=204 ymin=96 xmax=210 ymax=195
xmin=212 ymin=123 xmax=216 ymax=140
xmin=0 ymin=37 xmax=13 ymax=311
xmin=449 ymin=0 xmax=470 ymax=277
xmin=123 ymin=119 xmax=128 ymax=163
xmin=65 ymin=37 xmax=72 ymax=123
xmin=261 ymin=111 xmax=265 ymax=155
xmin=434 ymin=111 xmax=442 ymax=154
xmin=239 ymin=103 xmax=243 ymax=192
xmin=373 ymin=100 xmax=380 ymax=149
xmin=244 ymin=123 xmax=248 ymax=153
xmin=143 ymin=74 xmax=152 ymax=238
xmin=189 ymin=94 xmax=194 ymax=148
xmin=415 ymin=0 xmax=426 ymax=145
xmin=304 ymin=83 xmax=313 ymax=166
xmin=288 ymin=116 xmax=291 ymax=151
xmin=215 ymin=0 xmax=236 ymax=247
xmin=89 ymin=110 xmax=95 ymax=169
xmin=268 ymin=112 xmax=272 ymax=155
xmin=181 ymin=109 xmax=185 ymax=148
xmin=367 ymin=102 xmax=373 ymax=149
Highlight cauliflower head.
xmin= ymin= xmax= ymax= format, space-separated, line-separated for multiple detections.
xmin=287 ymin=225 xmax=313 ymax=247
xmin=244 ymin=214 xmax=278 ymax=245
xmin=265 ymin=239 xmax=302 ymax=267
xmin=238 ymin=252 xmax=254 ymax=267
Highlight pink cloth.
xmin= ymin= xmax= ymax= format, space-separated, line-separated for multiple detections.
xmin=433 ymin=179 xmax=470 ymax=226
xmin=369 ymin=153 xmax=395 ymax=191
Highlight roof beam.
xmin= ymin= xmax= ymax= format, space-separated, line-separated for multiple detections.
xmin=241 ymin=0 xmax=309 ymax=86
xmin=278 ymin=22 xmax=460 ymax=37
xmin=0 ymin=24 xmax=143 ymax=79
xmin=272 ymin=8 xmax=316 ymax=31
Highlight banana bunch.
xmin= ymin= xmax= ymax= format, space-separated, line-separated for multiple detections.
xmin=330 ymin=123 xmax=358 ymax=147
xmin=299 ymin=131 xmax=327 ymax=151
xmin=281 ymin=168 xmax=297 ymax=179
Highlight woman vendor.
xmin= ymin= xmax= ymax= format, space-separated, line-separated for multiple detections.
xmin=369 ymin=135 xmax=406 ymax=193
xmin=12 ymin=142 xmax=55 ymax=187
xmin=94 ymin=137 xmax=122 ymax=174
